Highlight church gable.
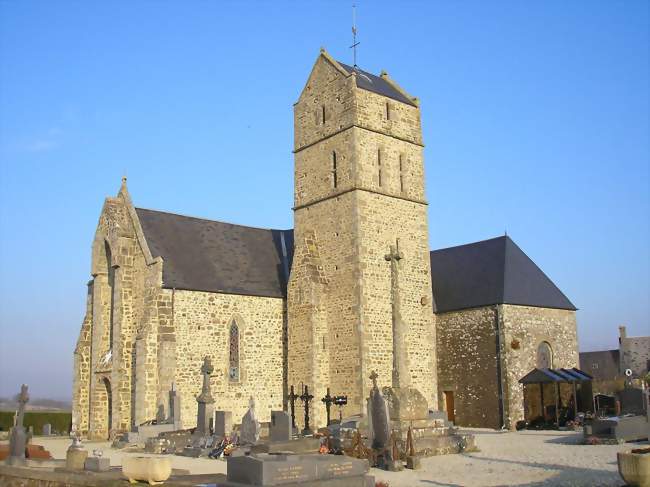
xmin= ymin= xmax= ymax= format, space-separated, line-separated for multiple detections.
xmin=135 ymin=208 xmax=293 ymax=298
xmin=430 ymin=236 xmax=576 ymax=313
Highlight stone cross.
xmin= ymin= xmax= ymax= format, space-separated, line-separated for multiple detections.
xmin=385 ymin=242 xmax=411 ymax=389
xmin=16 ymin=384 xmax=28 ymax=426
xmin=195 ymin=357 xmax=215 ymax=435
xmin=8 ymin=384 xmax=29 ymax=464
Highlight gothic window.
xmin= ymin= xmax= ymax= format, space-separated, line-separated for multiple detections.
xmin=331 ymin=151 xmax=338 ymax=189
xmin=229 ymin=321 xmax=240 ymax=381
xmin=536 ymin=341 xmax=553 ymax=369
xmin=377 ymin=149 xmax=383 ymax=187
xmin=321 ymin=105 xmax=326 ymax=125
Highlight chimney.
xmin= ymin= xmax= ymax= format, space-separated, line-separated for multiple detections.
xmin=619 ymin=325 xmax=627 ymax=343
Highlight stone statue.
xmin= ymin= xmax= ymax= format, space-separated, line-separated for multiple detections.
xmin=240 ymin=397 xmax=260 ymax=445
xmin=7 ymin=384 xmax=29 ymax=464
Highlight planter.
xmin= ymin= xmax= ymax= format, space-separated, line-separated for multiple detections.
xmin=122 ymin=456 xmax=172 ymax=485
xmin=618 ymin=448 xmax=650 ymax=487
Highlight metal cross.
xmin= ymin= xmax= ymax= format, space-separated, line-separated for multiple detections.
xmin=321 ymin=387 xmax=334 ymax=426
xmin=288 ymin=385 xmax=299 ymax=430
xmin=300 ymin=385 xmax=314 ymax=436
xmin=350 ymin=4 xmax=360 ymax=67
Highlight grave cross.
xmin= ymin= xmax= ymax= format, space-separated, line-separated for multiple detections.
xmin=196 ymin=356 xmax=215 ymax=403
xmin=300 ymin=385 xmax=314 ymax=436
xmin=16 ymin=384 xmax=29 ymax=427
xmin=385 ymin=241 xmax=411 ymax=389
xmin=288 ymin=385 xmax=299 ymax=430
xmin=321 ymin=387 xmax=334 ymax=426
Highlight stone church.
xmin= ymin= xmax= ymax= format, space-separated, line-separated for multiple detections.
xmin=73 ymin=49 xmax=579 ymax=439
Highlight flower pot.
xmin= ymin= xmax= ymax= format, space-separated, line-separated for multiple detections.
xmin=618 ymin=449 xmax=650 ymax=487
xmin=122 ymin=456 xmax=172 ymax=485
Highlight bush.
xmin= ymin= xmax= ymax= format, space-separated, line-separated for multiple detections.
xmin=0 ymin=411 xmax=71 ymax=435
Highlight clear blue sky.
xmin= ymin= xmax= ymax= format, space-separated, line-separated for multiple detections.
xmin=0 ymin=1 xmax=648 ymax=400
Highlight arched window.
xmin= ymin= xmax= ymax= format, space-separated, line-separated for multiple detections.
xmin=229 ymin=321 xmax=240 ymax=381
xmin=537 ymin=342 xmax=553 ymax=369
xmin=331 ymin=151 xmax=338 ymax=189
xmin=105 ymin=241 xmax=115 ymax=350
xmin=398 ymin=154 xmax=405 ymax=193
xmin=385 ymin=102 xmax=391 ymax=120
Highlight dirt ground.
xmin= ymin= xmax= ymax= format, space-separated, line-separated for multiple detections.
xmin=10 ymin=428 xmax=645 ymax=486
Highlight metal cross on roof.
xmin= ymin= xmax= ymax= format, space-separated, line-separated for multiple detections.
xmin=350 ymin=4 xmax=360 ymax=68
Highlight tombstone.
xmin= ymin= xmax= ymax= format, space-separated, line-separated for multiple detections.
xmin=7 ymin=384 xmax=29 ymax=465
xmin=195 ymin=357 xmax=215 ymax=435
xmin=168 ymin=385 xmax=182 ymax=428
xmin=66 ymin=433 xmax=88 ymax=470
xmin=240 ymin=397 xmax=261 ymax=445
xmin=215 ymin=411 xmax=233 ymax=438
xmin=84 ymin=456 xmax=110 ymax=472
xmin=367 ymin=371 xmax=390 ymax=451
xmin=270 ymin=410 xmax=291 ymax=442
xmin=42 ymin=423 xmax=52 ymax=436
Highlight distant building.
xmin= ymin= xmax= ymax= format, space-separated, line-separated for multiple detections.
xmin=618 ymin=326 xmax=650 ymax=377
xmin=579 ymin=349 xmax=620 ymax=382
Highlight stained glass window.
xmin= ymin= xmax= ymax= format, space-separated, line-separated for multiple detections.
xmin=229 ymin=321 xmax=239 ymax=381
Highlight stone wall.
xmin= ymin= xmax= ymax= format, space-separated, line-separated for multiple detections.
xmin=619 ymin=326 xmax=650 ymax=377
xmin=500 ymin=305 xmax=578 ymax=428
xmin=436 ymin=306 xmax=501 ymax=429
xmin=173 ymin=289 xmax=285 ymax=427
xmin=289 ymin=52 xmax=436 ymax=428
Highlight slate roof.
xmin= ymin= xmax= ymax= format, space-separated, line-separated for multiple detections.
xmin=337 ymin=62 xmax=416 ymax=107
xmin=579 ymin=350 xmax=621 ymax=381
xmin=519 ymin=367 xmax=592 ymax=384
xmin=135 ymin=208 xmax=293 ymax=298
xmin=429 ymin=236 xmax=576 ymax=313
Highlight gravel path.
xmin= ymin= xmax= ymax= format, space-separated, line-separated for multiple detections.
xmin=18 ymin=428 xmax=645 ymax=486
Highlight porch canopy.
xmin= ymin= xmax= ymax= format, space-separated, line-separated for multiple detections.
xmin=519 ymin=368 xmax=592 ymax=425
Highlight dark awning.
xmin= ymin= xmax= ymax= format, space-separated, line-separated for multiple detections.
xmin=519 ymin=367 xmax=592 ymax=384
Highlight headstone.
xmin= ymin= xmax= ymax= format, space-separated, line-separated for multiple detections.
xmin=84 ymin=456 xmax=110 ymax=472
xmin=367 ymin=371 xmax=390 ymax=450
xmin=240 ymin=397 xmax=261 ymax=445
xmin=270 ymin=411 xmax=291 ymax=442
xmin=169 ymin=385 xmax=182 ymax=428
xmin=66 ymin=434 xmax=88 ymax=470
xmin=196 ymin=356 xmax=215 ymax=435
xmin=226 ymin=453 xmax=373 ymax=486
xmin=215 ymin=410 xmax=233 ymax=438
xmin=42 ymin=423 xmax=52 ymax=436
xmin=7 ymin=384 xmax=29 ymax=465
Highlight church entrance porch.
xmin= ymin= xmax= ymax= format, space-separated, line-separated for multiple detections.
xmin=88 ymin=375 xmax=113 ymax=440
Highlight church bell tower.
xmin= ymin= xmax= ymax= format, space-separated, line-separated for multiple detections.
xmin=287 ymin=49 xmax=437 ymax=428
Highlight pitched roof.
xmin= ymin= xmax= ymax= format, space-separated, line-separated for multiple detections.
xmin=337 ymin=62 xmax=416 ymax=107
xmin=429 ymin=236 xmax=576 ymax=313
xmin=579 ymin=350 xmax=620 ymax=381
xmin=135 ymin=208 xmax=293 ymax=298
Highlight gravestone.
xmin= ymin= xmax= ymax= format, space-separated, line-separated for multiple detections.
xmin=215 ymin=410 xmax=233 ymax=438
xmin=66 ymin=434 xmax=88 ymax=470
xmin=240 ymin=397 xmax=261 ymax=445
xmin=226 ymin=453 xmax=373 ymax=486
xmin=42 ymin=423 xmax=52 ymax=436
xmin=196 ymin=356 xmax=215 ymax=435
xmin=367 ymin=371 xmax=390 ymax=451
xmin=169 ymin=384 xmax=182 ymax=429
xmin=7 ymin=384 xmax=29 ymax=465
xmin=270 ymin=411 xmax=291 ymax=442
xmin=84 ymin=456 xmax=110 ymax=472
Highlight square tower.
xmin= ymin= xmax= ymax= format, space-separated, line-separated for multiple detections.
xmin=287 ymin=49 xmax=436 ymax=427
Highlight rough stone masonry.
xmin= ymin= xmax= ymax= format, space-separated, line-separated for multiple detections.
xmin=73 ymin=48 xmax=579 ymax=439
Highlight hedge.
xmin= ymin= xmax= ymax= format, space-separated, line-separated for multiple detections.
xmin=0 ymin=411 xmax=71 ymax=435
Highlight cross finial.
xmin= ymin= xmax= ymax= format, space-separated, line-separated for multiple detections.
xmin=350 ymin=4 xmax=360 ymax=67
xmin=369 ymin=370 xmax=379 ymax=389
xmin=18 ymin=384 xmax=29 ymax=405
xmin=201 ymin=356 xmax=214 ymax=375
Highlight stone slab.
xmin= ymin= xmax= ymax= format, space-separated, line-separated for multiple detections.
xmin=250 ymin=438 xmax=321 ymax=455
xmin=227 ymin=453 xmax=370 ymax=486
xmin=270 ymin=411 xmax=291 ymax=442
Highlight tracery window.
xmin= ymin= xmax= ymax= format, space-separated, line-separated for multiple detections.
xmin=536 ymin=341 xmax=553 ymax=369
xmin=229 ymin=321 xmax=240 ymax=381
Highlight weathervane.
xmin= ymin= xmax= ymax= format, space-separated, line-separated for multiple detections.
xmin=350 ymin=4 xmax=360 ymax=67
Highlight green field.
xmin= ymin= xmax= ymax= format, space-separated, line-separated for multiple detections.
xmin=0 ymin=411 xmax=71 ymax=435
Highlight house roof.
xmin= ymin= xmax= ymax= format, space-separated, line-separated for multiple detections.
xmin=337 ymin=62 xmax=416 ymax=107
xmin=579 ymin=350 xmax=621 ymax=381
xmin=429 ymin=236 xmax=576 ymax=313
xmin=135 ymin=208 xmax=293 ymax=298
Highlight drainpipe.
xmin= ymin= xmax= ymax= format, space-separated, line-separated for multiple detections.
xmin=494 ymin=305 xmax=505 ymax=429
